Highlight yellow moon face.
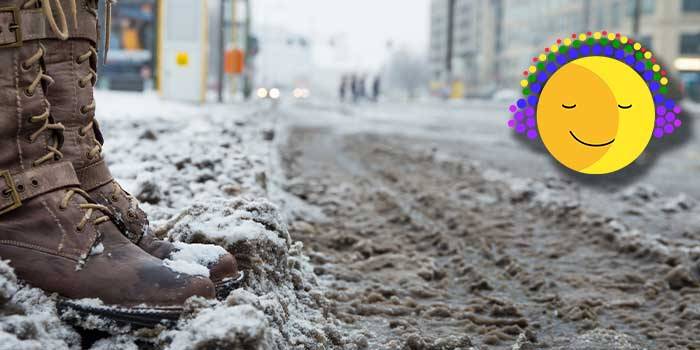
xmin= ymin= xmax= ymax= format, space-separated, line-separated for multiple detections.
xmin=537 ymin=56 xmax=655 ymax=174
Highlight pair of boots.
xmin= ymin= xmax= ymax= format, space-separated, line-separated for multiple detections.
xmin=0 ymin=0 xmax=242 ymax=326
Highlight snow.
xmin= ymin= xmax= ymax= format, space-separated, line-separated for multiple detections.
xmin=169 ymin=242 xmax=228 ymax=267
xmin=162 ymin=259 xmax=210 ymax=278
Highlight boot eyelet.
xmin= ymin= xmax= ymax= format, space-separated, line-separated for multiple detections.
xmin=78 ymin=129 xmax=86 ymax=137
xmin=24 ymin=89 xmax=35 ymax=97
xmin=21 ymin=63 xmax=31 ymax=71
xmin=110 ymin=194 xmax=120 ymax=202
xmin=76 ymin=226 xmax=83 ymax=232
xmin=80 ymin=106 xmax=88 ymax=114
xmin=85 ymin=151 xmax=93 ymax=160
xmin=16 ymin=184 xmax=25 ymax=193
xmin=30 ymin=178 xmax=39 ymax=188
xmin=127 ymin=211 xmax=137 ymax=220
xmin=1 ymin=189 xmax=11 ymax=198
xmin=78 ymin=80 xmax=86 ymax=88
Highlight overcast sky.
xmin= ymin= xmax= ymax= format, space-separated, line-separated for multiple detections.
xmin=252 ymin=0 xmax=430 ymax=70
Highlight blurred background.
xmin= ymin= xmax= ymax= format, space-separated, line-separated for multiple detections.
xmin=96 ymin=0 xmax=700 ymax=104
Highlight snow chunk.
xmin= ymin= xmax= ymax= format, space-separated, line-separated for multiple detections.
xmin=167 ymin=305 xmax=269 ymax=350
xmin=89 ymin=243 xmax=104 ymax=256
xmin=170 ymin=242 xmax=227 ymax=267
xmin=162 ymin=259 xmax=210 ymax=278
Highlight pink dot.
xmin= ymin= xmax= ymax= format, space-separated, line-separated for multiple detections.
xmin=508 ymin=119 xmax=516 ymax=128
xmin=674 ymin=119 xmax=682 ymax=128
xmin=509 ymin=105 xmax=517 ymax=113
xmin=673 ymin=106 xmax=681 ymax=114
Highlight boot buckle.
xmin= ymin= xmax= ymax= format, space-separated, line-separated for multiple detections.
xmin=0 ymin=6 xmax=22 ymax=49
xmin=0 ymin=170 xmax=22 ymax=215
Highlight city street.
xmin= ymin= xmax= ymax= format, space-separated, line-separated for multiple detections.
xmin=270 ymin=98 xmax=700 ymax=349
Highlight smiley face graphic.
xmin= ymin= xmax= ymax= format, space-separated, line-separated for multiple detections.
xmin=537 ymin=56 xmax=655 ymax=174
xmin=508 ymin=32 xmax=682 ymax=175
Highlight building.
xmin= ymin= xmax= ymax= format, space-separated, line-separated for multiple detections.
xmin=430 ymin=0 xmax=700 ymax=101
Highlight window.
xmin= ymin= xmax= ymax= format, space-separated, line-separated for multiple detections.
xmin=680 ymin=33 xmax=700 ymax=55
xmin=683 ymin=0 xmax=700 ymax=12
xmin=626 ymin=0 xmax=655 ymax=15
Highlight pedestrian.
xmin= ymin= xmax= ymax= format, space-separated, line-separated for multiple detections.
xmin=358 ymin=74 xmax=367 ymax=100
xmin=339 ymin=75 xmax=348 ymax=102
xmin=351 ymin=74 xmax=359 ymax=103
xmin=0 ymin=0 xmax=243 ymax=327
xmin=372 ymin=75 xmax=381 ymax=102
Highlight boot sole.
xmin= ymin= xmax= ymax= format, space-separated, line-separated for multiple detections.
xmin=214 ymin=271 xmax=246 ymax=300
xmin=57 ymin=299 xmax=182 ymax=328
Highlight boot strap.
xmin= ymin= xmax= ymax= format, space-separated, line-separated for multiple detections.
xmin=0 ymin=162 xmax=81 ymax=215
xmin=0 ymin=4 xmax=97 ymax=48
xmin=75 ymin=159 xmax=113 ymax=192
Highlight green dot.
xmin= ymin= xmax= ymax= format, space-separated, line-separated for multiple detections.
xmin=559 ymin=46 xmax=569 ymax=54
xmin=523 ymin=87 xmax=531 ymax=96
xmin=548 ymin=53 xmax=556 ymax=61
xmin=600 ymin=38 xmax=609 ymax=46
xmin=586 ymin=38 xmax=595 ymax=46
xmin=635 ymin=52 xmax=644 ymax=60
xmin=528 ymin=74 xmax=537 ymax=83
xmin=624 ymin=45 xmax=634 ymax=53
xmin=659 ymin=86 xmax=668 ymax=94
xmin=654 ymin=72 xmax=661 ymax=81
xmin=612 ymin=40 xmax=620 ymax=48
xmin=645 ymin=61 xmax=653 ymax=70
xmin=537 ymin=62 xmax=545 ymax=71
xmin=572 ymin=40 xmax=581 ymax=48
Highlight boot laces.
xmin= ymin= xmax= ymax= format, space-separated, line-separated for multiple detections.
xmin=76 ymin=47 xmax=103 ymax=160
xmin=60 ymin=188 xmax=111 ymax=231
xmin=22 ymin=45 xmax=65 ymax=167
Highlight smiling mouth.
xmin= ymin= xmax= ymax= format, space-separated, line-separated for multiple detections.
xmin=569 ymin=131 xmax=615 ymax=147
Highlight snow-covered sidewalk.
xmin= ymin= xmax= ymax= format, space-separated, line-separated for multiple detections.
xmin=0 ymin=92 xmax=355 ymax=350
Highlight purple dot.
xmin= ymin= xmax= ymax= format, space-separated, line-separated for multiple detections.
xmin=656 ymin=117 xmax=666 ymax=126
xmin=509 ymin=105 xmax=517 ymax=113
xmin=664 ymin=124 xmax=675 ymax=134
xmin=665 ymin=112 xmax=676 ymax=122
xmin=674 ymin=119 xmax=682 ymax=128
xmin=673 ymin=106 xmax=681 ymax=114
xmin=527 ymin=129 xmax=538 ymax=140
xmin=656 ymin=106 xmax=667 ymax=116
xmin=526 ymin=117 xmax=536 ymax=127
xmin=507 ymin=119 xmax=516 ymax=128
xmin=525 ymin=107 xmax=535 ymax=117
xmin=514 ymin=111 xmax=524 ymax=121
xmin=517 ymin=99 xmax=527 ymax=109
xmin=528 ymin=96 xmax=538 ymax=107
xmin=653 ymin=128 xmax=664 ymax=138
xmin=516 ymin=124 xmax=526 ymax=134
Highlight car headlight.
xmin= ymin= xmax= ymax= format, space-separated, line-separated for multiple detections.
xmin=269 ymin=88 xmax=281 ymax=99
xmin=256 ymin=88 xmax=268 ymax=99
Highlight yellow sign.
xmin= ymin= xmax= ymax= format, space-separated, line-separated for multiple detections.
xmin=176 ymin=52 xmax=189 ymax=66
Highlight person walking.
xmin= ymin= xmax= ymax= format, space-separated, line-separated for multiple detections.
xmin=339 ymin=75 xmax=348 ymax=102
xmin=372 ymin=75 xmax=381 ymax=102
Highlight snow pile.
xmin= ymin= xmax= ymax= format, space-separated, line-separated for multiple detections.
xmin=0 ymin=260 xmax=81 ymax=350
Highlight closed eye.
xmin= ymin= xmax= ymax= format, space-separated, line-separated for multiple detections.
xmin=562 ymin=104 xmax=576 ymax=109
xmin=618 ymin=104 xmax=632 ymax=109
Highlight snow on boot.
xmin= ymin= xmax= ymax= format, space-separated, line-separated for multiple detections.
xmin=41 ymin=0 xmax=244 ymax=298
xmin=0 ymin=0 xmax=215 ymax=327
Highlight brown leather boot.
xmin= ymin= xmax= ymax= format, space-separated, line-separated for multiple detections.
xmin=41 ymin=0 xmax=243 ymax=299
xmin=0 ymin=0 xmax=215 ymax=326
